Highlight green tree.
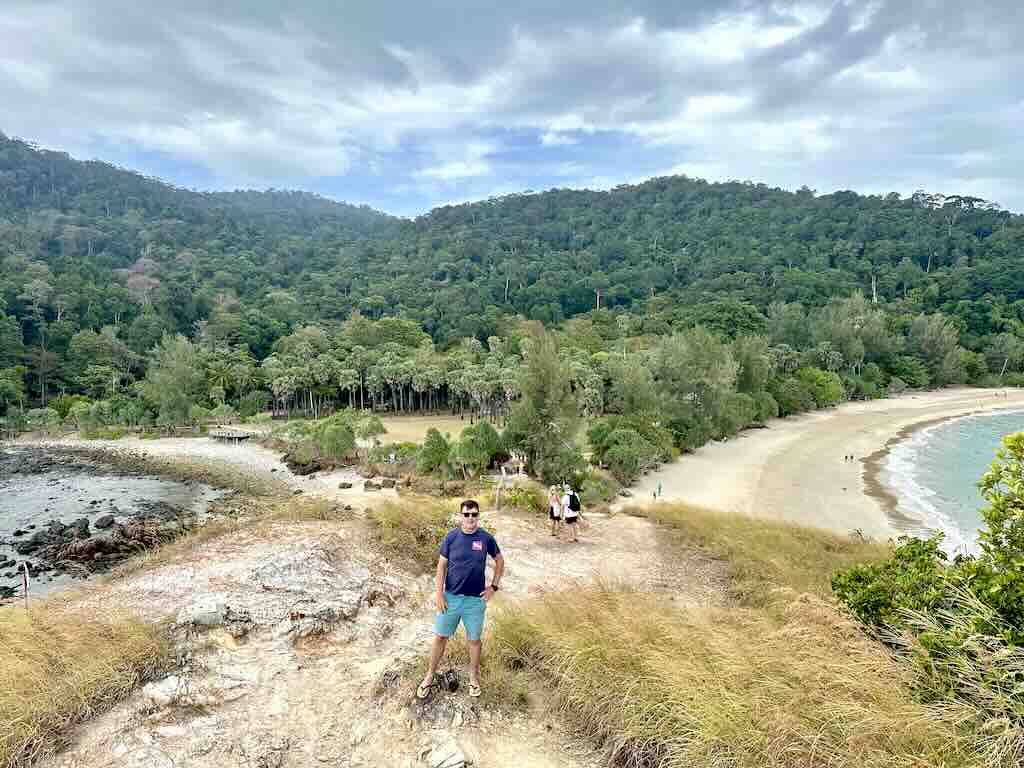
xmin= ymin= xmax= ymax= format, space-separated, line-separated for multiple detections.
xmin=141 ymin=334 xmax=206 ymax=426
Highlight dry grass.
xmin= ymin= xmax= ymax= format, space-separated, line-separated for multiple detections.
xmin=489 ymin=583 xmax=970 ymax=768
xmin=0 ymin=605 xmax=170 ymax=768
xmin=367 ymin=497 xmax=461 ymax=574
xmin=626 ymin=501 xmax=891 ymax=606
xmin=378 ymin=414 xmax=470 ymax=444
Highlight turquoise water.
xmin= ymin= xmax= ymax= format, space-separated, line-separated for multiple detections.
xmin=885 ymin=408 xmax=1024 ymax=556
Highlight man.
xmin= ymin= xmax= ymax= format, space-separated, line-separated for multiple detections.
xmin=417 ymin=499 xmax=504 ymax=699
xmin=561 ymin=484 xmax=581 ymax=543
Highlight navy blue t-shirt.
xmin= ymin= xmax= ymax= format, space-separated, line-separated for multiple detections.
xmin=439 ymin=528 xmax=500 ymax=597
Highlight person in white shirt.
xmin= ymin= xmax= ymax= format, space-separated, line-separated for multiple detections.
xmin=548 ymin=485 xmax=563 ymax=537
xmin=561 ymin=484 xmax=581 ymax=543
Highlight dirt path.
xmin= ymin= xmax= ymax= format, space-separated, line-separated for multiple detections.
xmin=36 ymin=490 xmax=726 ymax=768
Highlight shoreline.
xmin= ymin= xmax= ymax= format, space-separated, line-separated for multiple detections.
xmin=627 ymin=388 xmax=1024 ymax=539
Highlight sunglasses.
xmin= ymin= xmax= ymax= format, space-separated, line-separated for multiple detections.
xmin=462 ymin=511 xmax=480 ymax=518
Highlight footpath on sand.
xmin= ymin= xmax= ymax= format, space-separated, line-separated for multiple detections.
xmin=29 ymin=438 xmax=727 ymax=768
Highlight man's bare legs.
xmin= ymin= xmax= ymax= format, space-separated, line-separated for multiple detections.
xmin=468 ymin=639 xmax=482 ymax=686
xmin=420 ymin=634 xmax=449 ymax=689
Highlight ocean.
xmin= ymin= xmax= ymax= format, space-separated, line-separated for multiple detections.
xmin=884 ymin=408 xmax=1024 ymax=556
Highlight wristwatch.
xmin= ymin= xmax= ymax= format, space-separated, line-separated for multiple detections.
xmin=490 ymin=583 xmax=500 ymax=591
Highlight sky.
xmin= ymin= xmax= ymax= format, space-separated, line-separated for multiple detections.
xmin=1 ymin=0 xmax=1021 ymax=217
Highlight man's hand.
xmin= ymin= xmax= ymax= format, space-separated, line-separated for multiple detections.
xmin=480 ymin=586 xmax=496 ymax=603
xmin=436 ymin=592 xmax=448 ymax=614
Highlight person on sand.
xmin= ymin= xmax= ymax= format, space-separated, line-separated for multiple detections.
xmin=417 ymin=499 xmax=504 ymax=700
xmin=548 ymin=485 xmax=563 ymax=537
xmin=561 ymin=484 xmax=581 ymax=542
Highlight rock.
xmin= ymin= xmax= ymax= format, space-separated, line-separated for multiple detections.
xmin=428 ymin=737 xmax=466 ymax=768
xmin=143 ymin=675 xmax=185 ymax=708
xmin=177 ymin=599 xmax=227 ymax=627
xmin=293 ymin=489 xmax=303 ymax=496
xmin=364 ymin=482 xmax=381 ymax=492
xmin=72 ymin=517 xmax=91 ymax=536
xmin=94 ymin=514 xmax=116 ymax=529
xmin=618 ymin=488 xmax=633 ymax=497
xmin=11 ymin=529 xmax=25 ymax=537
xmin=338 ymin=481 xmax=353 ymax=489
xmin=381 ymin=478 xmax=396 ymax=489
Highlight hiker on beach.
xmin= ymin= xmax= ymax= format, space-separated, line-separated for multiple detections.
xmin=561 ymin=484 xmax=581 ymax=543
xmin=418 ymin=499 xmax=504 ymax=700
xmin=548 ymin=485 xmax=563 ymax=537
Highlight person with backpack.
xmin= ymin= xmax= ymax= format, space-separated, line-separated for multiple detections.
xmin=561 ymin=483 xmax=581 ymax=543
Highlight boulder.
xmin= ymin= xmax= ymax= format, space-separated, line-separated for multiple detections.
xmin=364 ymin=481 xmax=381 ymax=492
xmin=428 ymin=737 xmax=466 ymax=768
xmin=338 ymin=481 xmax=353 ymax=489
xmin=380 ymin=478 xmax=396 ymax=489
xmin=94 ymin=514 xmax=116 ymax=529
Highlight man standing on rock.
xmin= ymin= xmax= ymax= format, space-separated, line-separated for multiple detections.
xmin=417 ymin=499 xmax=504 ymax=699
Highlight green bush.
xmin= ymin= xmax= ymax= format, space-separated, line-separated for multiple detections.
xmin=504 ymin=484 xmax=547 ymax=515
xmin=418 ymin=428 xmax=452 ymax=475
xmin=580 ymin=469 xmax=619 ymax=504
xmin=753 ymin=391 xmax=779 ymax=422
xmin=26 ymin=408 xmax=61 ymax=431
xmin=832 ymin=536 xmax=951 ymax=630
xmin=797 ymin=367 xmax=844 ymax=407
xmin=770 ymin=377 xmax=816 ymax=416
xmin=50 ymin=394 xmax=90 ymax=421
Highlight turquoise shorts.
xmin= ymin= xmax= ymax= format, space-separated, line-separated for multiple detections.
xmin=434 ymin=592 xmax=487 ymax=641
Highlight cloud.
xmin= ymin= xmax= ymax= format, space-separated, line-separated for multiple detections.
xmin=0 ymin=0 xmax=1022 ymax=212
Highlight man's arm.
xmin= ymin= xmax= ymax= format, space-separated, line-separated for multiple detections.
xmin=435 ymin=555 xmax=448 ymax=613
xmin=482 ymin=553 xmax=504 ymax=601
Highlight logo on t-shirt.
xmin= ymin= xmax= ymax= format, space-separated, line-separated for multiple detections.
xmin=472 ymin=540 xmax=483 ymax=551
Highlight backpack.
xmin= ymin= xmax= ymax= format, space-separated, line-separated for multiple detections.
xmin=568 ymin=493 xmax=581 ymax=513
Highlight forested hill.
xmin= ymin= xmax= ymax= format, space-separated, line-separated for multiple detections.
xmin=3 ymin=131 xmax=1024 ymax=416
xmin=405 ymin=181 xmax=1023 ymax=343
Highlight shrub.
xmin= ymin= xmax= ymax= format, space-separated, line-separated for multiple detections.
xmin=797 ymin=366 xmax=845 ymax=407
xmin=831 ymin=535 xmax=951 ymax=630
xmin=418 ymin=428 xmax=452 ymax=475
xmin=209 ymin=403 xmax=238 ymax=423
xmin=49 ymin=394 xmax=90 ymax=421
xmin=753 ymin=390 xmax=779 ymax=422
xmin=770 ymin=377 xmax=816 ymax=416
xmin=238 ymin=391 xmax=270 ymax=419
xmin=887 ymin=376 xmax=908 ymax=395
xmin=504 ymin=483 xmax=547 ymax=515
xmin=580 ymin=468 xmax=619 ymax=504
xmin=368 ymin=499 xmax=457 ymax=573
xmin=25 ymin=408 xmax=60 ymax=432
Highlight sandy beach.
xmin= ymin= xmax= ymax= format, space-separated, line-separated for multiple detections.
xmin=628 ymin=388 xmax=1024 ymax=538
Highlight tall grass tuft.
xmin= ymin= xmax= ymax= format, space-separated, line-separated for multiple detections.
xmin=627 ymin=501 xmax=891 ymax=605
xmin=887 ymin=586 xmax=1024 ymax=768
xmin=0 ymin=607 xmax=170 ymax=768
xmin=368 ymin=498 xmax=457 ymax=573
xmin=490 ymin=583 xmax=970 ymax=768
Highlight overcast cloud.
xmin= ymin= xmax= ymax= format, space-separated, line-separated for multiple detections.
xmin=1 ymin=0 xmax=1021 ymax=215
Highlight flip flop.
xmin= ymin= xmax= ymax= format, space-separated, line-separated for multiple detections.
xmin=468 ymin=682 xmax=482 ymax=698
xmin=416 ymin=677 xmax=434 ymax=700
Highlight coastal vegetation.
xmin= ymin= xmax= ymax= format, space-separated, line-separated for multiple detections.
xmin=3 ymin=133 xmax=1024 ymax=479
xmin=834 ymin=432 xmax=1024 ymax=765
